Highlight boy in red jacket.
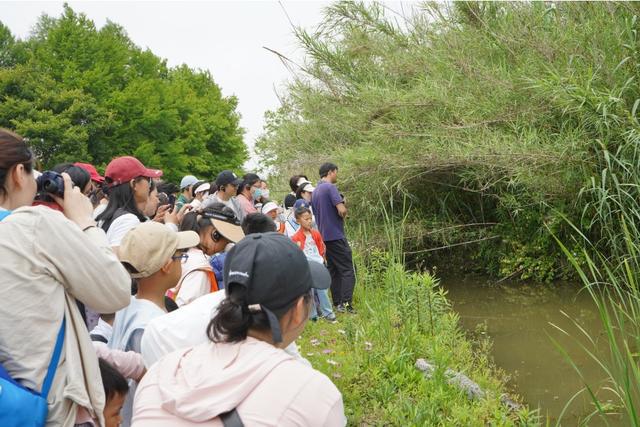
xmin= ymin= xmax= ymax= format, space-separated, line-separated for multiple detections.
xmin=291 ymin=207 xmax=337 ymax=322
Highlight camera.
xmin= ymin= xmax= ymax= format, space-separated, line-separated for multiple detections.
xmin=36 ymin=171 xmax=65 ymax=198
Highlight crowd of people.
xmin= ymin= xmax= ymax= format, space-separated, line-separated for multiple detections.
xmin=0 ymin=127 xmax=357 ymax=426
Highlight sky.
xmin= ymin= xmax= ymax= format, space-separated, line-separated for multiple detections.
xmin=0 ymin=0 xmax=333 ymax=168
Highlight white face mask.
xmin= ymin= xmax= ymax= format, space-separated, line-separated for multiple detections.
xmin=262 ymin=189 xmax=270 ymax=199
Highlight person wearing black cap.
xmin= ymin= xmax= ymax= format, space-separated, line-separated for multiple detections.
xmin=206 ymin=170 xmax=243 ymax=221
xmin=133 ymin=232 xmax=346 ymax=426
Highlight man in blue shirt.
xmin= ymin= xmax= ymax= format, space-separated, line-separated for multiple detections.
xmin=311 ymin=162 xmax=356 ymax=313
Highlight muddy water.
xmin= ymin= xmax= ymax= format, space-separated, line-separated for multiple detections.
xmin=440 ymin=275 xmax=624 ymax=426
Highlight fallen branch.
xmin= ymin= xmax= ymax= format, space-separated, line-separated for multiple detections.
xmin=404 ymin=235 xmax=500 ymax=254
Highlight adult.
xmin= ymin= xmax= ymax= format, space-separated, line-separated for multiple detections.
xmin=96 ymin=156 xmax=173 ymax=251
xmin=311 ymin=162 xmax=356 ymax=313
xmin=110 ymin=221 xmax=200 ymax=427
xmin=133 ymin=233 xmax=346 ymax=426
xmin=75 ymin=162 xmax=106 ymax=208
xmin=294 ymin=181 xmax=315 ymax=210
xmin=189 ymin=182 xmax=210 ymax=210
xmin=170 ymin=204 xmax=245 ymax=306
xmin=0 ymin=128 xmax=131 ymax=425
xmin=235 ymin=173 xmax=261 ymax=217
xmin=205 ymin=169 xmax=243 ymax=220
xmin=284 ymin=174 xmax=309 ymax=208
xmin=176 ymin=175 xmax=199 ymax=212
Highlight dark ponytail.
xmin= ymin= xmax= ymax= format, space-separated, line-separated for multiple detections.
xmin=0 ymin=129 xmax=33 ymax=198
xmin=207 ymin=284 xmax=271 ymax=343
xmin=207 ymin=284 xmax=312 ymax=344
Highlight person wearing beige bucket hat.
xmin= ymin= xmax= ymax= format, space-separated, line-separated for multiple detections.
xmin=168 ymin=202 xmax=245 ymax=307
xmin=108 ymin=221 xmax=200 ymax=427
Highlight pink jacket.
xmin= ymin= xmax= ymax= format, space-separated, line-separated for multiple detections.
xmin=132 ymin=338 xmax=345 ymax=426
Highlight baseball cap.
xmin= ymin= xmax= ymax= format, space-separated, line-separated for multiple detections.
xmin=74 ymin=162 xmax=104 ymax=183
xmin=201 ymin=207 xmax=245 ymax=243
xmin=180 ymin=175 xmax=199 ymax=190
xmin=195 ymin=183 xmax=210 ymax=194
xmin=215 ymin=170 xmax=239 ymax=188
xmin=223 ymin=232 xmax=331 ymax=343
xmin=119 ymin=222 xmax=200 ymax=279
xmin=105 ymin=156 xmax=163 ymax=186
xmin=261 ymin=201 xmax=279 ymax=215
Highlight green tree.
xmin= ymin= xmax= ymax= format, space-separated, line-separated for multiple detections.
xmin=0 ymin=4 xmax=246 ymax=181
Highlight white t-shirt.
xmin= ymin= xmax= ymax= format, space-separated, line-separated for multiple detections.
xmin=141 ymin=291 xmax=308 ymax=369
xmin=104 ymin=213 xmax=178 ymax=247
xmin=303 ymin=236 xmax=324 ymax=264
xmin=105 ymin=213 xmax=141 ymax=247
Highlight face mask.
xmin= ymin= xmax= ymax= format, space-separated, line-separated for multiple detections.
xmin=261 ymin=189 xmax=270 ymax=199
xmin=253 ymin=188 xmax=262 ymax=199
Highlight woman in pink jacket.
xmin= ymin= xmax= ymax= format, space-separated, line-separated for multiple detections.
xmin=133 ymin=232 xmax=346 ymax=426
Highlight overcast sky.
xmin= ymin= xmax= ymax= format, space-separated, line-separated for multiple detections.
xmin=0 ymin=1 xmax=334 ymax=168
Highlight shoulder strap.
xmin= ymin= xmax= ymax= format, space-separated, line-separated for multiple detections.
xmin=41 ymin=317 xmax=65 ymax=397
xmin=220 ymin=408 xmax=244 ymax=427
xmin=172 ymin=267 xmax=215 ymax=299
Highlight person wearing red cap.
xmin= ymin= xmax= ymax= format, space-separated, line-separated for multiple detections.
xmin=75 ymin=162 xmax=108 ymax=211
xmin=96 ymin=156 xmax=176 ymax=252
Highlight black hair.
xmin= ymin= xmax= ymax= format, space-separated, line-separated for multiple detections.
xmin=289 ymin=174 xmax=309 ymax=192
xmin=180 ymin=211 xmax=214 ymax=246
xmin=241 ymin=213 xmax=276 ymax=235
xmin=319 ymin=162 xmax=338 ymax=178
xmin=98 ymin=358 xmax=129 ymax=401
xmin=295 ymin=182 xmax=313 ymax=200
xmin=0 ymin=128 xmax=33 ymax=199
xmin=283 ymin=193 xmax=296 ymax=209
xmin=207 ymin=283 xmax=311 ymax=343
xmin=237 ymin=174 xmax=261 ymax=196
xmin=52 ymin=163 xmax=91 ymax=192
xmin=156 ymin=181 xmax=179 ymax=196
xmin=294 ymin=206 xmax=312 ymax=219
xmin=96 ymin=180 xmax=148 ymax=232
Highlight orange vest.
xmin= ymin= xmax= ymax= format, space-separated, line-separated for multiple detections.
xmin=166 ymin=268 xmax=218 ymax=301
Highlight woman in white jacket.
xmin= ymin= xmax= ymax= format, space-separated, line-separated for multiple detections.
xmin=0 ymin=128 xmax=131 ymax=426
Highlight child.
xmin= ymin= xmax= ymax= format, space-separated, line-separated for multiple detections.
xmin=99 ymin=358 xmax=129 ymax=427
xmin=262 ymin=201 xmax=285 ymax=233
xmin=291 ymin=207 xmax=336 ymax=322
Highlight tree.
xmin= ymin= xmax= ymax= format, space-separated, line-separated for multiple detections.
xmin=0 ymin=4 xmax=246 ymax=181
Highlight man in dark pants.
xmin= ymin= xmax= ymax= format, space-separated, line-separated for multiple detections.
xmin=312 ymin=162 xmax=356 ymax=313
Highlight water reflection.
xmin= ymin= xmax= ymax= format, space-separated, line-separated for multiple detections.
xmin=440 ymin=275 xmax=624 ymax=426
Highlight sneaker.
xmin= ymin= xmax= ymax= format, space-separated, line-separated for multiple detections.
xmin=321 ymin=313 xmax=337 ymax=323
xmin=343 ymin=302 xmax=357 ymax=314
xmin=335 ymin=304 xmax=346 ymax=314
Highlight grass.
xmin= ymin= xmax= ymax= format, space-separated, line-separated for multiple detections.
xmin=296 ymin=200 xmax=537 ymax=425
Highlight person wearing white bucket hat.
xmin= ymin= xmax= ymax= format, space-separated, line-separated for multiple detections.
xmin=261 ymin=201 xmax=285 ymax=234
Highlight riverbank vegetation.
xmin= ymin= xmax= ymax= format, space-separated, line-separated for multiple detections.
xmin=258 ymin=1 xmax=640 ymax=283
xmin=298 ymin=219 xmax=535 ymax=425
xmin=0 ymin=5 xmax=246 ymax=181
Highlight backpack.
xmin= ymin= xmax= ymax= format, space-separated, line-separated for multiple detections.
xmin=0 ymin=210 xmax=66 ymax=426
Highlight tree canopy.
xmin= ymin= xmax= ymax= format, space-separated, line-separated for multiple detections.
xmin=0 ymin=5 xmax=247 ymax=182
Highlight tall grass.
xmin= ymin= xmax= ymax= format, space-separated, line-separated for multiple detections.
xmin=554 ymin=140 xmax=640 ymax=424
xmin=258 ymin=1 xmax=640 ymax=281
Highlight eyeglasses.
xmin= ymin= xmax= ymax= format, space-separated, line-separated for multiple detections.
xmin=171 ymin=254 xmax=189 ymax=264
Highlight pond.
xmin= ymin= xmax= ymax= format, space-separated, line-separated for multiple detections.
xmin=440 ymin=274 xmax=625 ymax=426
